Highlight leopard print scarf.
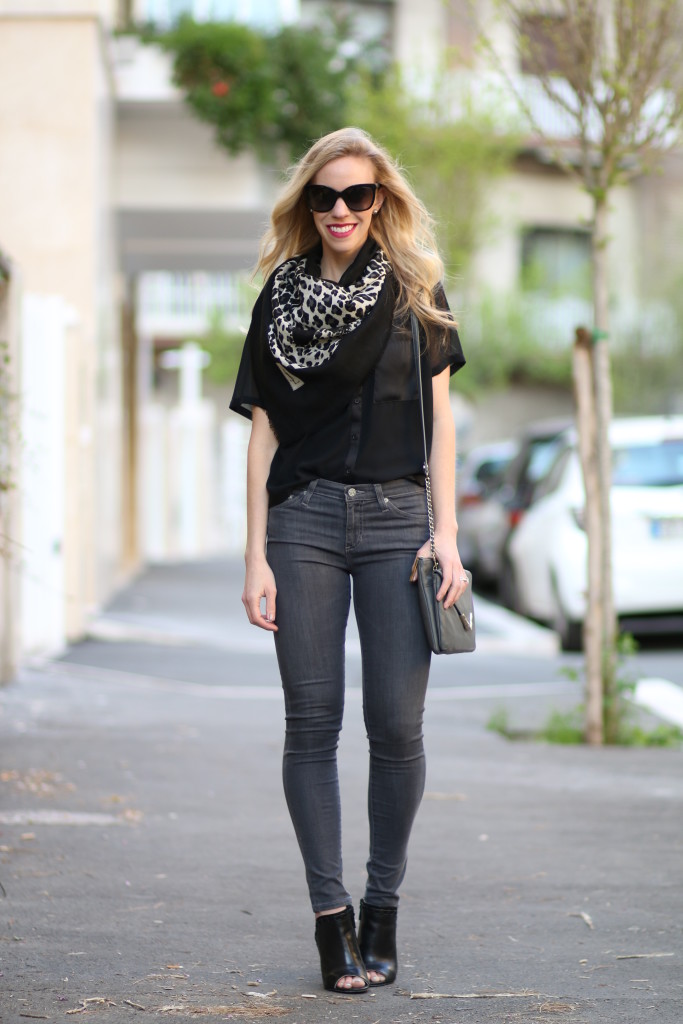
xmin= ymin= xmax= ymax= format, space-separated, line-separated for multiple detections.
xmin=268 ymin=247 xmax=391 ymax=374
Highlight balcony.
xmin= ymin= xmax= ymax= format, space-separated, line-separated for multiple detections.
xmin=137 ymin=271 xmax=254 ymax=338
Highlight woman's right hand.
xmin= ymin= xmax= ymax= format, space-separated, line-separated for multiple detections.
xmin=242 ymin=556 xmax=278 ymax=632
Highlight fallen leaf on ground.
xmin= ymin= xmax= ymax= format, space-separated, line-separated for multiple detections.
xmin=157 ymin=1005 xmax=290 ymax=1017
xmin=1 ymin=769 xmax=75 ymax=796
xmin=124 ymin=1001 xmax=146 ymax=1011
xmin=119 ymin=809 xmax=144 ymax=823
xmin=67 ymin=998 xmax=117 ymax=1015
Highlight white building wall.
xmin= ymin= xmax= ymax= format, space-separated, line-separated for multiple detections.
xmin=394 ymin=0 xmax=447 ymax=83
xmin=20 ymin=295 xmax=69 ymax=656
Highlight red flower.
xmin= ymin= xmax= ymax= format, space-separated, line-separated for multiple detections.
xmin=211 ymin=80 xmax=230 ymax=97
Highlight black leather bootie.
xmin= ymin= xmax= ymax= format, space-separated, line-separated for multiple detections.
xmin=357 ymin=899 xmax=398 ymax=986
xmin=315 ymin=906 xmax=369 ymax=993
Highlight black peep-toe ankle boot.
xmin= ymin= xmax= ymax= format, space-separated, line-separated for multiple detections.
xmin=315 ymin=906 xmax=369 ymax=994
xmin=357 ymin=899 xmax=398 ymax=986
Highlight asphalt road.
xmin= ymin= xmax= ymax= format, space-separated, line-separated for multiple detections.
xmin=60 ymin=557 xmax=683 ymax=709
xmin=2 ymin=557 xmax=681 ymax=1023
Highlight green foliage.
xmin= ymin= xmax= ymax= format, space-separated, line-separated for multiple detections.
xmin=538 ymin=633 xmax=682 ymax=747
xmin=456 ymin=289 xmax=573 ymax=397
xmin=156 ymin=17 xmax=352 ymax=160
xmin=487 ymin=707 xmax=512 ymax=737
xmin=355 ymin=69 xmax=519 ymax=278
xmin=268 ymin=24 xmax=350 ymax=159
xmin=198 ymin=309 xmax=247 ymax=386
xmin=490 ymin=633 xmax=682 ymax=747
xmin=611 ymin=287 xmax=683 ymax=415
xmin=538 ymin=707 xmax=585 ymax=744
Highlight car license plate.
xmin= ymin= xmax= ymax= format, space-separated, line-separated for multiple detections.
xmin=650 ymin=517 xmax=683 ymax=539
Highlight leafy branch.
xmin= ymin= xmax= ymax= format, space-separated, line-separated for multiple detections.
xmin=144 ymin=17 xmax=362 ymax=161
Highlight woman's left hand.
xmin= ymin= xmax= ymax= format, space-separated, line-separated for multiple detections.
xmin=414 ymin=526 xmax=467 ymax=609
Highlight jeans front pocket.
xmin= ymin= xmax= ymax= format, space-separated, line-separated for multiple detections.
xmin=382 ymin=486 xmax=428 ymax=522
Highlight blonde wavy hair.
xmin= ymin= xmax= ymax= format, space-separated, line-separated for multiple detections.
xmin=257 ymin=126 xmax=455 ymax=350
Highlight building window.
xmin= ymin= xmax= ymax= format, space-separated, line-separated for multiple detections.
xmin=521 ymin=227 xmax=592 ymax=298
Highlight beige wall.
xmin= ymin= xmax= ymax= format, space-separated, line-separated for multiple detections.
xmin=0 ymin=12 xmax=123 ymax=644
xmin=0 ymin=1 xmax=117 ymax=22
xmin=394 ymin=0 xmax=447 ymax=73
xmin=636 ymin=152 xmax=683 ymax=298
xmin=115 ymin=104 xmax=273 ymax=212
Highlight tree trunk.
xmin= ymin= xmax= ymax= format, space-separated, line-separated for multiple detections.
xmin=573 ymin=328 xmax=603 ymax=745
xmin=592 ymin=194 xmax=618 ymax=742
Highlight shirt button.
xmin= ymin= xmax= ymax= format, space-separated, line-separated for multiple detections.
xmin=351 ymin=433 xmax=358 ymax=440
xmin=353 ymin=397 xmax=361 ymax=405
xmin=348 ymin=487 xmax=357 ymax=496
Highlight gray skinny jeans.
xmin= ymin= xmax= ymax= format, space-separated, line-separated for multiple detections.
xmin=266 ymin=477 xmax=432 ymax=913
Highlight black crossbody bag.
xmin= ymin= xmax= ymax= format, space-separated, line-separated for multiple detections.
xmin=410 ymin=313 xmax=476 ymax=654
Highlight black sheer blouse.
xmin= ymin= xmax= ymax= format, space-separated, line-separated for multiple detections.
xmin=230 ymin=286 xmax=465 ymax=506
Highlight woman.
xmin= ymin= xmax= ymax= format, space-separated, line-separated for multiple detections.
xmin=230 ymin=126 xmax=466 ymax=994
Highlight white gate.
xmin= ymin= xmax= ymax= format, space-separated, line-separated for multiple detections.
xmin=19 ymin=294 xmax=69 ymax=656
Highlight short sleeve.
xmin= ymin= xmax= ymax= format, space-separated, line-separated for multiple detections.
xmin=430 ymin=284 xmax=466 ymax=378
xmin=229 ymin=296 xmax=266 ymax=421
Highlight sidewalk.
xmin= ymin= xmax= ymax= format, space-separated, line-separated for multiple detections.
xmin=1 ymin=560 xmax=682 ymax=1023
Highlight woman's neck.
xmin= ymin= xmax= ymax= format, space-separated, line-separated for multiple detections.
xmin=320 ymin=250 xmax=356 ymax=283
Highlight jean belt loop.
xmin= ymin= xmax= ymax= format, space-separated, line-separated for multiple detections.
xmin=374 ymin=483 xmax=387 ymax=510
xmin=302 ymin=479 xmax=319 ymax=507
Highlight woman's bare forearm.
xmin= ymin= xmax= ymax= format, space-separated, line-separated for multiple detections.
xmin=245 ymin=407 xmax=278 ymax=564
xmin=429 ymin=369 xmax=457 ymax=535
xmin=242 ymin=408 xmax=279 ymax=630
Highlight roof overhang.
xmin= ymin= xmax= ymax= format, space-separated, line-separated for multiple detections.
xmin=117 ymin=207 xmax=269 ymax=275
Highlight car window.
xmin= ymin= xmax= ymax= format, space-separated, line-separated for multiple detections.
xmin=475 ymin=456 xmax=513 ymax=489
xmin=612 ymin=440 xmax=683 ymax=486
xmin=533 ymin=446 xmax=572 ymax=501
xmin=513 ymin=434 xmax=567 ymax=506
xmin=526 ymin=436 xmax=567 ymax=484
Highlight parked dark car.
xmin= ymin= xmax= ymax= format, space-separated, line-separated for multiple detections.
xmin=456 ymin=440 xmax=518 ymax=583
xmin=476 ymin=418 xmax=572 ymax=599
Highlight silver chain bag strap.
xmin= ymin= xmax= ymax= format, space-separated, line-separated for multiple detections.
xmin=410 ymin=312 xmax=476 ymax=654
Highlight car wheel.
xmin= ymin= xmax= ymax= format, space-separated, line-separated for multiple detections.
xmin=551 ymin=578 xmax=583 ymax=652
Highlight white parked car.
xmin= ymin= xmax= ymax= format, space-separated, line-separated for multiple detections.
xmin=505 ymin=416 xmax=683 ymax=649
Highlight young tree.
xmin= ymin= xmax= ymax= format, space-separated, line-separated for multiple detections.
xmin=478 ymin=0 xmax=683 ymax=743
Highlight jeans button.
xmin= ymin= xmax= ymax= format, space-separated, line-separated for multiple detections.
xmin=348 ymin=487 xmax=357 ymax=497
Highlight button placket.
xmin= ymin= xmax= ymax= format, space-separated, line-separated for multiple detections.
xmin=343 ymin=386 xmax=363 ymax=477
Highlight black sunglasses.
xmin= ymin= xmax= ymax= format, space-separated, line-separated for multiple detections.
xmin=305 ymin=183 xmax=381 ymax=213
